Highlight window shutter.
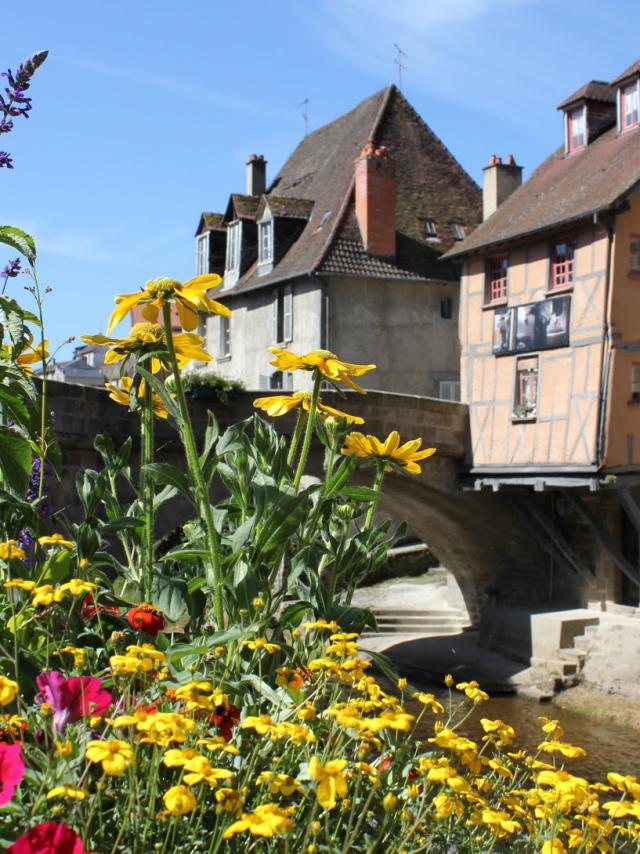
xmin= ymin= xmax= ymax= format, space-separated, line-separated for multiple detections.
xmin=284 ymin=285 xmax=293 ymax=342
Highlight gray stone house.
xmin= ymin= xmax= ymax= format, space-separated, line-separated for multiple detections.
xmin=195 ymin=85 xmax=481 ymax=397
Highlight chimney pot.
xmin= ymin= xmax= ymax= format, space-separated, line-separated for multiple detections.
xmin=482 ymin=154 xmax=523 ymax=220
xmin=246 ymin=154 xmax=266 ymax=196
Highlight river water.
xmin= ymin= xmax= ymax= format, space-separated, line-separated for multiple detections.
xmin=410 ymin=691 xmax=640 ymax=781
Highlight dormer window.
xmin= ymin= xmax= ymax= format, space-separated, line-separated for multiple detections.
xmin=259 ymin=219 xmax=274 ymax=264
xmin=567 ymin=106 xmax=586 ymax=153
xmin=226 ymin=221 xmax=241 ymax=273
xmin=621 ymin=79 xmax=640 ymax=131
xmin=196 ymin=233 xmax=209 ymax=275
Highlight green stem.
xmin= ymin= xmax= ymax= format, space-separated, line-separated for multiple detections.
xmin=140 ymin=382 xmax=155 ymax=600
xmin=363 ymin=463 xmax=385 ymax=530
xmin=30 ymin=265 xmax=48 ymax=504
xmin=286 ymin=407 xmax=305 ymax=468
xmin=161 ymin=303 xmax=225 ymax=629
xmin=293 ymin=372 xmax=322 ymax=489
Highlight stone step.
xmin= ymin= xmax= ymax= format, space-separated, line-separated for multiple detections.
xmin=372 ymin=624 xmax=467 ymax=634
xmin=530 ymin=656 xmax=578 ymax=677
xmin=363 ymin=628 xmax=464 ymax=639
xmin=375 ymin=614 xmax=468 ymax=624
xmin=372 ymin=608 xmax=465 ymax=617
xmin=583 ymin=625 xmax=600 ymax=638
xmin=573 ymin=636 xmax=592 ymax=652
xmin=558 ymin=647 xmax=586 ymax=666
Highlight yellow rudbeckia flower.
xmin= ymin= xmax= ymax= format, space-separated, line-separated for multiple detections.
xmin=82 ymin=322 xmax=212 ymax=374
xmin=38 ymin=533 xmax=74 ymax=550
xmin=0 ymin=540 xmax=26 ymax=560
xmin=107 ymin=274 xmax=230 ymax=334
xmin=106 ymin=376 xmax=173 ymax=419
xmin=341 ymin=430 xmax=436 ymax=474
xmin=253 ymin=391 xmax=364 ymax=424
xmin=308 ymin=756 xmax=348 ymax=810
xmin=85 ymin=738 xmax=134 ymax=775
xmin=222 ymin=803 xmax=295 ymax=838
xmin=1 ymin=334 xmax=49 ymax=374
xmin=268 ymin=347 xmax=375 ymax=393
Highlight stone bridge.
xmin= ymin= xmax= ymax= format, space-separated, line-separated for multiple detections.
xmin=46 ymin=381 xmax=558 ymax=622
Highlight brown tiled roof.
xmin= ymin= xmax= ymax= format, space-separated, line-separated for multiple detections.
xmin=223 ymin=194 xmax=260 ymax=223
xmin=259 ymin=196 xmax=314 ymax=220
xmin=444 ymin=123 xmax=640 ymax=258
xmin=222 ymin=85 xmax=481 ymax=295
xmin=611 ymin=59 xmax=640 ymax=86
xmin=195 ymin=212 xmax=225 ymax=236
xmin=557 ymin=80 xmax=616 ymax=110
xmin=319 ymin=238 xmax=427 ymax=280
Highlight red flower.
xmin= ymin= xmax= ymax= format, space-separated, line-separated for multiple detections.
xmin=80 ymin=594 xmax=120 ymax=622
xmin=8 ymin=822 xmax=88 ymax=854
xmin=209 ymin=703 xmax=240 ymax=742
xmin=35 ymin=672 xmax=112 ymax=733
xmin=126 ymin=603 xmax=165 ymax=636
xmin=0 ymin=743 xmax=24 ymax=806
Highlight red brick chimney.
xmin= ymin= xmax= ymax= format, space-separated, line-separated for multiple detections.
xmin=354 ymin=140 xmax=396 ymax=258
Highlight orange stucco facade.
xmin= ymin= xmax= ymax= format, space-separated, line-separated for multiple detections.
xmin=460 ymin=201 xmax=640 ymax=472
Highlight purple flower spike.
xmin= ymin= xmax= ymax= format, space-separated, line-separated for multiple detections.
xmin=0 ymin=151 xmax=13 ymax=169
xmin=1 ymin=258 xmax=20 ymax=280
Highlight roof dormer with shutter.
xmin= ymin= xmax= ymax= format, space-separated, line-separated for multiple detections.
xmin=557 ymin=80 xmax=616 ymax=155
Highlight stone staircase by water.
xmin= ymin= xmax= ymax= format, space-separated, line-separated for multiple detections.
xmin=362 ymin=605 xmax=470 ymax=638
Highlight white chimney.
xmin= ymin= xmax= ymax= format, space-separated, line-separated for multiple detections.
xmin=246 ymin=154 xmax=266 ymax=196
xmin=482 ymin=154 xmax=523 ymax=220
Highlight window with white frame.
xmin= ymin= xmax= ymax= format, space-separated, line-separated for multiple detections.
xmin=259 ymin=219 xmax=274 ymax=264
xmin=621 ymin=80 xmax=640 ymax=131
xmin=225 ymin=222 xmax=241 ymax=272
xmin=217 ymin=314 xmax=231 ymax=359
xmin=273 ymin=284 xmax=293 ymax=344
xmin=196 ymin=233 xmax=209 ymax=276
xmin=450 ymin=222 xmax=465 ymax=241
xmin=567 ymin=106 xmax=586 ymax=152
xmin=423 ymin=219 xmax=437 ymax=239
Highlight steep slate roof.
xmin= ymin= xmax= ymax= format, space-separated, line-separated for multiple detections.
xmin=195 ymin=212 xmax=224 ymax=236
xmin=445 ymin=122 xmax=640 ymax=258
xmin=557 ymin=81 xmax=616 ymax=110
xmin=612 ymin=59 xmax=640 ymax=86
xmin=222 ymin=85 xmax=481 ymax=295
xmin=260 ymin=196 xmax=314 ymax=220
xmin=223 ymin=194 xmax=261 ymax=223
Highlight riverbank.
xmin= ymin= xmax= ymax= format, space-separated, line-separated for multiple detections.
xmin=553 ymin=683 xmax=640 ymax=732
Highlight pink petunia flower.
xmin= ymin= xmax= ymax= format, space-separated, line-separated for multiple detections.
xmin=8 ymin=821 xmax=88 ymax=853
xmin=0 ymin=742 xmax=24 ymax=806
xmin=35 ymin=671 xmax=112 ymax=733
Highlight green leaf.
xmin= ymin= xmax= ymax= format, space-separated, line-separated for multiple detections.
xmin=198 ymin=410 xmax=219 ymax=465
xmin=159 ymin=548 xmax=209 ymax=565
xmin=0 ymin=226 xmax=36 ymax=264
xmin=136 ymin=367 xmax=181 ymax=421
xmin=102 ymin=517 xmax=145 ymax=534
xmin=142 ymin=462 xmax=192 ymax=499
xmin=324 ymin=456 xmax=357 ymax=496
xmin=151 ymin=572 xmax=189 ymax=622
xmin=241 ymin=673 xmax=282 ymax=706
xmin=253 ymin=484 xmax=309 ymax=556
xmin=279 ymin=600 xmax=312 ymax=628
xmin=340 ymin=487 xmax=379 ymax=502
xmin=40 ymin=549 xmax=72 ymax=584
xmin=0 ymin=426 xmax=32 ymax=495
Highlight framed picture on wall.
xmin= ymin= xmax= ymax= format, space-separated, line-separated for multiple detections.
xmin=492 ymin=307 xmax=513 ymax=355
xmin=514 ymin=296 xmax=571 ymax=353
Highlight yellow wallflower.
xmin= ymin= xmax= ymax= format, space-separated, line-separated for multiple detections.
xmin=0 ymin=675 xmax=19 ymax=706
xmin=480 ymin=809 xmax=521 ymax=836
xmin=137 ymin=712 xmax=195 ymax=746
xmin=163 ymin=785 xmax=197 ymax=816
xmin=106 ymin=376 xmax=173 ymax=419
xmin=182 ymin=755 xmax=234 ymax=787
xmin=607 ymin=772 xmax=640 ymax=800
xmin=106 ymin=274 xmax=228 ymax=334
xmin=163 ymin=747 xmax=202 ymax=768
xmin=480 ymin=718 xmax=516 ymax=746
xmin=444 ymin=674 xmax=454 ymax=687
xmin=541 ymin=841 xmax=567 ymax=854
xmin=413 ymin=692 xmax=445 ymax=714
xmin=256 ymin=771 xmax=301 ymax=797
xmin=54 ymin=740 xmax=74 ymax=757
xmin=3 ymin=578 xmax=35 ymax=591
xmin=38 ymin=533 xmax=74 ymax=550
xmin=222 ymin=803 xmax=295 ymax=838
xmin=341 ymin=430 xmax=436 ymax=474
xmin=214 ymin=787 xmax=244 ymax=814
xmin=455 ymin=680 xmax=490 ymax=703
xmin=54 ymin=646 xmax=86 ymax=667
xmin=31 ymin=585 xmax=65 ymax=607
xmin=0 ymin=540 xmax=26 ymax=560
xmin=46 ymin=786 xmax=88 ymax=801
xmin=302 ymin=619 xmax=340 ymax=632
xmin=382 ymin=793 xmax=397 ymax=811
xmin=308 ymin=756 xmax=348 ymax=810
xmin=537 ymin=740 xmax=587 ymax=759
xmin=268 ymin=347 xmax=375 ymax=393
xmin=85 ymin=739 xmax=134 ymax=775
xmin=82 ymin=323 xmax=211 ymax=374
xmin=60 ymin=579 xmax=97 ymax=597
xmin=253 ymin=391 xmax=364 ymax=424
xmin=242 ymin=638 xmax=282 ymax=654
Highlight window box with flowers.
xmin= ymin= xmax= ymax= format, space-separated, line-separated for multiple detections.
xmin=512 ymin=356 xmax=539 ymax=422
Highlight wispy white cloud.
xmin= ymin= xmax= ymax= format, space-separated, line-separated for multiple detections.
xmin=61 ymin=55 xmax=289 ymax=122
xmin=38 ymin=231 xmax=128 ymax=264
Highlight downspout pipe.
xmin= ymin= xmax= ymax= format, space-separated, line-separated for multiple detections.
xmin=595 ymin=212 xmax=615 ymax=467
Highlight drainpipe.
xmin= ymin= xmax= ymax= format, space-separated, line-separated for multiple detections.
xmin=595 ymin=213 xmax=615 ymax=467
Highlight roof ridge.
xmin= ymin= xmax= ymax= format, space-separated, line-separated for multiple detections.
xmin=311 ymin=84 xmax=396 ymax=273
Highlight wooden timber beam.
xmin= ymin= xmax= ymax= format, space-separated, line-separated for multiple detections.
xmin=511 ymin=493 xmax=595 ymax=586
xmin=561 ymin=488 xmax=640 ymax=589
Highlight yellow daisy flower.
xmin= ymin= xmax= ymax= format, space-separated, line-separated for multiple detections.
xmin=107 ymin=274 xmax=229 ymax=334
xmin=31 ymin=584 xmax=65 ymax=607
xmin=1 ymin=333 xmax=49 ymax=374
xmin=82 ymin=322 xmax=212 ymax=374
xmin=0 ymin=675 xmax=19 ymax=706
xmin=38 ymin=533 xmax=74 ymax=550
xmin=341 ymin=430 xmax=436 ymax=474
xmin=3 ymin=578 xmax=35 ymax=591
xmin=46 ymin=786 xmax=88 ymax=801
xmin=268 ymin=347 xmax=375 ymax=393
xmin=85 ymin=739 xmax=134 ymax=775
xmin=222 ymin=803 xmax=295 ymax=839
xmin=253 ymin=391 xmax=364 ymax=424
xmin=0 ymin=540 xmax=26 ymax=560
xmin=163 ymin=785 xmax=197 ymax=816
xmin=106 ymin=376 xmax=174 ymax=419
xmin=308 ymin=756 xmax=348 ymax=810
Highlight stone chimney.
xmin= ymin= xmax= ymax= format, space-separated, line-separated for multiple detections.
xmin=354 ymin=140 xmax=396 ymax=258
xmin=482 ymin=154 xmax=523 ymax=220
xmin=246 ymin=154 xmax=266 ymax=196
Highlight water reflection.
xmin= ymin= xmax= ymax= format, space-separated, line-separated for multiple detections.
xmin=409 ymin=690 xmax=640 ymax=781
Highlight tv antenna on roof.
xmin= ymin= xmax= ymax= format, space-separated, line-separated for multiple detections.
xmin=393 ymin=43 xmax=407 ymax=90
xmin=297 ymin=97 xmax=309 ymax=136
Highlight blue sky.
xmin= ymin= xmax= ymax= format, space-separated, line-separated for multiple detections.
xmin=3 ymin=0 xmax=639 ymax=358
